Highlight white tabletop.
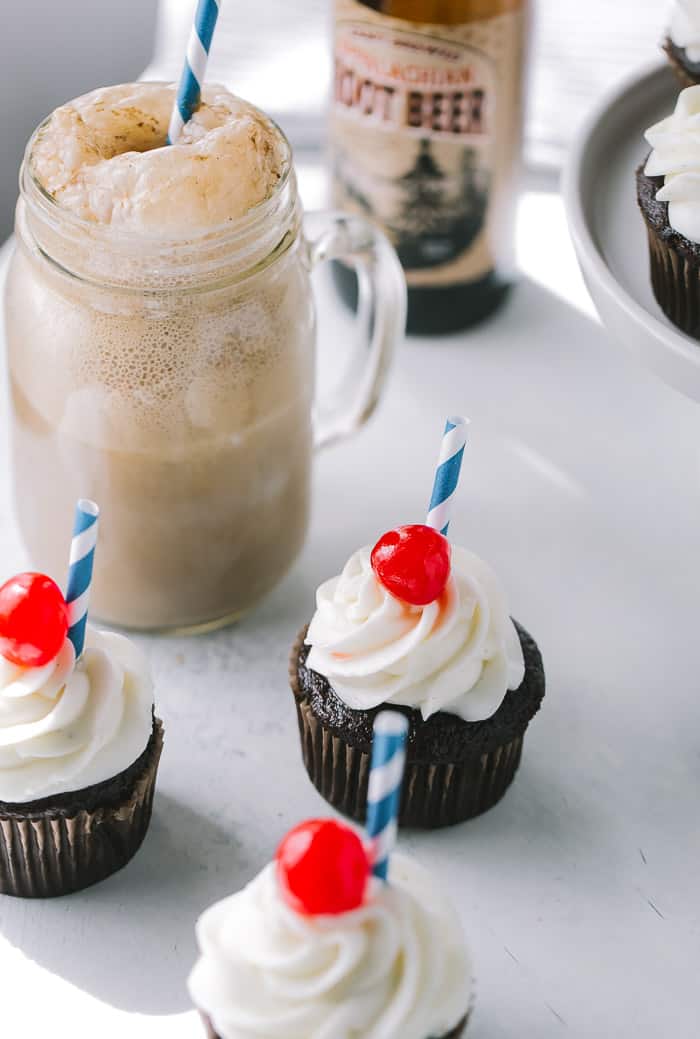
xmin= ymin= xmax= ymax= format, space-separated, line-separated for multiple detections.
xmin=1 ymin=165 xmax=699 ymax=1039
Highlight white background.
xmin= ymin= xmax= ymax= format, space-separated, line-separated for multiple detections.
xmin=1 ymin=1 xmax=698 ymax=1037
xmin=1 ymin=161 xmax=699 ymax=1036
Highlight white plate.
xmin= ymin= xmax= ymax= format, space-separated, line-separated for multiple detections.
xmin=563 ymin=62 xmax=700 ymax=401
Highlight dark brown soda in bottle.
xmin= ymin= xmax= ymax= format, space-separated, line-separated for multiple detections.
xmin=330 ymin=0 xmax=529 ymax=335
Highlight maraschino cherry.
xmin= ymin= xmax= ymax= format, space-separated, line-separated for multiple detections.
xmin=0 ymin=573 xmax=69 ymax=667
xmin=371 ymin=524 xmax=451 ymax=606
xmin=276 ymin=819 xmax=371 ymax=915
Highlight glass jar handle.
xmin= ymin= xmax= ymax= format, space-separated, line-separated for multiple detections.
xmin=304 ymin=211 xmax=406 ymax=451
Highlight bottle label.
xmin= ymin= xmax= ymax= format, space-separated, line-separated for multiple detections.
xmin=331 ymin=0 xmax=526 ymax=287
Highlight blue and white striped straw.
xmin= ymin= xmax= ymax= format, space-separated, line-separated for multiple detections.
xmin=66 ymin=500 xmax=100 ymax=660
xmin=167 ymin=0 xmax=222 ymax=144
xmin=426 ymin=416 xmax=469 ymax=536
xmin=366 ymin=711 xmax=409 ymax=882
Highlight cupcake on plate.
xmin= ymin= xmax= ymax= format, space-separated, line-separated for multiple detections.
xmin=664 ymin=1 xmax=700 ymax=87
xmin=0 ymin=501 xmax=163 ymax=897
xmin=188 ymin=815 xmax=474 ymax=1039
xmin=638 ymin=85 xmax=700 ymax=338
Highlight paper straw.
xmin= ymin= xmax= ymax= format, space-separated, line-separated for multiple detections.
xmin=366 ymin=711 xmax=409 ymax=882
xmin=167 ymin=0 xmax=222 ymax=144
xmin=66 ymin=500 xmax=100 ymax=660
xmin=426 ymin=416 xmax=469 ymax=536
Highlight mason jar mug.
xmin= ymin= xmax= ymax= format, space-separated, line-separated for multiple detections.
xmin=4 ymin=99 xmax=406 ymax=631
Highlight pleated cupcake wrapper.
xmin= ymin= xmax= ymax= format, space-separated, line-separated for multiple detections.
xmin=290 ymin=633 xmax=522 ymax=829
xmin=0 ymin=718 xmax=163 ymax=898
xmin=645 ymin=224 xmax=700 ymax=338
xmin=440 ymin=1009 xmax=471 ymax=1039
xmin=201 ymin=1007 xmax=471 ymax=1039
xmin=294 ymin=694 xmax=522 ymax=828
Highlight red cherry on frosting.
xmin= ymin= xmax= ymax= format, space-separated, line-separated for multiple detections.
xmin=0 ymin=573 xmax=69 ymax=668
xmin=276 ymin=819 xmax=371 ymax=916
xmin=371 ymin=524 xmax=451 ymax=606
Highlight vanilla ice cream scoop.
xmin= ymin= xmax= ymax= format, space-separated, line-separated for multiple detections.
xmin=30 ymin=82 xmax=287 ymax=233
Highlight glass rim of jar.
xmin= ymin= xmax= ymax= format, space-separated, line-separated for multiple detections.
xmin=17 ymin=99 xmax=303 ymax=294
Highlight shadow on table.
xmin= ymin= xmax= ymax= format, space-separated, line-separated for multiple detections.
xmin=405 ymin=711 xmax=615 ymax=862
xmin=0 ymin=792 xmax=256 ymax=1014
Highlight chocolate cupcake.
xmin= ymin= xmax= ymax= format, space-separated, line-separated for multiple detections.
xmin=664 ymin=3 xmax=700 ymax=87
xmin=291 ymin=524 xmax=544 ymax=828
xmin=0 ymin=571 xmax=163 ymax=897
xmin=201 ymin=1018 xmax=468 ymax=1039
xmin=188 ymin=817 xmax=474 ymax=1038
xmin=638 ymin=86 xmax=700 ymax=338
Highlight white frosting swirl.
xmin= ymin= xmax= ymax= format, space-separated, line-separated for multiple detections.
xmin=0 ymin=627 xmax=153 ymax=803
xmin=188 ymin=854 xmax=472 ymax=1039
xmin=645 ymin=85 xmax=700 ymax=243
xmin=670 ymin=1 xmax=700 ymax=63
xmin=305 ymin=545 xmax=524 ymax=722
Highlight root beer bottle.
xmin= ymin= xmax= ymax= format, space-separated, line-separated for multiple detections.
xmin=331 ymin=0 xmax=529 ymax=335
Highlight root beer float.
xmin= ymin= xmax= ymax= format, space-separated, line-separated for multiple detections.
xmin=4 ymin=81 xmax=404 ymax=631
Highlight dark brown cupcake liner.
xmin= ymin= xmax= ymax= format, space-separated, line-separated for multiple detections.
xmin=438 ymin=1013 xmax=471 ymax=1039
xmin=200 ymin=1008 xmax=471 ymax=1038
xmin=637 ymin=162 xmax=700 ymax=339
xmin=664 ymin=36 xmax=700 ymax=89
xmin=0 ymin=718 xmax=163 ymax=898
xmin=290 ymin=630 xmax=534 ymax=829
xmin=294 ymin=691 xmax=522 ymax=828
xmin=645 ymin=224 xmax=700 ymax=338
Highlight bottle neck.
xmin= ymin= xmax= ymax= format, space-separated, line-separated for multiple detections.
xmin=350 ymin=0 xmax=525 ymax=24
